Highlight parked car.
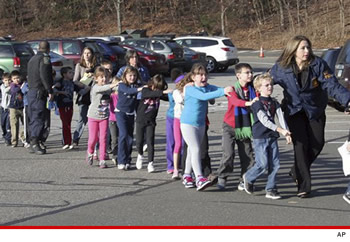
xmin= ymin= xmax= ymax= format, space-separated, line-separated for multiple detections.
xmin=27 ymin=39 xmax=84 ymax=65
xmin=122 ymin=38 xmax=186 ymax=72
xmin=120 ymin=44 xmax=169 ymax=76
xmin=321 ymin=47 xmax=342 ymax=108
xmin=335 ymin=40 xmax=350 ymax=92
xmin=183 ymin=47 xmax=207 ymax=71
xmin=174 ymin=36 xmax=239 ymax=72
xmin=49 ymin=51 xmax=74 ymax=81
xmin=321 ymin=47 xmax=341 ymax=73
xmin=0 ymin=41 xmax=34 ymax=78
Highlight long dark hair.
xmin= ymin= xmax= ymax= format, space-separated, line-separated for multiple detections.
xmin=147 ymin=74 xmax=168 ymax=90
xmin=80 ymin=47 xmax=97 ymax=68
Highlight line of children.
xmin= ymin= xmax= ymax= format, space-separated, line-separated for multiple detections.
xmin=135 ymin=74 xmax=172 ymax=173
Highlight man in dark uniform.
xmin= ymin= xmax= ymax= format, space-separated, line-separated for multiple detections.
xmin=27 ymin=41 xmax=53 ymax=155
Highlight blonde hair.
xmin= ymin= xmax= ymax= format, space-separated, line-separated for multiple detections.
xmin=94 ymin=66 xmax=107 ymax=80
xmin=253 ymin=73 xmax=274 ymax=91
xmin=278 ymin=35 xmax=315 ymax=69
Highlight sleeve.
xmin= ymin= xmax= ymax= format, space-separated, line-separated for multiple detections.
xmin=275 ymin=103 xmax=289 ymax=131
xmin=141 ymin=88 xmax=163 ymax=98
xmin=316 ymin=58 xmax=350 ymax=107
xmin=252 ymin=102 xmax=278 ymax=131
xmin=93 ymin=85 xmax=112 ymax=94
xmin=227 ymin=90 xmax=248 ymax=107
xmin=269 ymin=63 xmax=282 ymax=86
xmin=116 ymin=66 xmax=125 ymax=79
xmin=185 ymin=85 xmax=225 ymax=101
xmin=118 ymin=83 xmax=138 ymax=95
xmin=21 ymin=83 xmax=29 ymax=95
xmin=73 ymin=64 xmax=82 ymax=82
xmin=39 ymin=56 xmax=54 ymax=94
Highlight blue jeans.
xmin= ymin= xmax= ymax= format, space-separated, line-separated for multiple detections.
xmin=73 ymin=104 xmax=88 ymax=143
xmin=116 ymin=112 xmax=134 ymax=165
xmin=245 ymin=137 xmax=280 ymax=191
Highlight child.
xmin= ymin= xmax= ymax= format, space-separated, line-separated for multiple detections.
xmin=243 ymin=73 xmax=292 ymax=199
xmin=53 ymin=67 xmax=84 ymax=149
xmin=115 ymin=66 xmax=144 ymax=170
xmin=172 ymin=73 xmax=189 ymax=179
xmin=135 ymin=74 xmax=172 ymax=173
xmin=0 ymin=73 xmax=12 ymax=146
xmin=8 ymin=71 xmax=25 ymax=147
xmin=109 ymin=77 xmax=120 ymax=165
xmin=342 ymin=106 xmax=350 ymax=204
xmin=216 ymin=63 xmax=258 ymax=190
xmin=165 ymin=68 xmax=183 ymax=175
xmin=86 ymin=66 xmax=118 ymax=168
xmin=180 ymin=63 xmax=233 ymax=191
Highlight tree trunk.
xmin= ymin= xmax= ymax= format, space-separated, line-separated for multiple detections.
xmin=276 ymin=0 xmax=284 ymax=30
xmin=338 ymin=0 xmax=345 ymax=38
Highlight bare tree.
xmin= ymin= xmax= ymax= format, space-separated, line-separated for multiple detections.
xmin=338 ymin=0 xmax=345 ymax=38
xmin=219 ymin=0 xmax=235 ymax=36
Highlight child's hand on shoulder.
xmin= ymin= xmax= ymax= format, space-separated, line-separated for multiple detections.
xmin=224 ymin=86 xmax=233 ymax=97
xmin=163 ymin=89 xmax=173 ymax=94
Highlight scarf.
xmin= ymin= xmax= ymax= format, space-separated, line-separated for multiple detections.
xmin=233 ymin=81 xmax=256 ymax=139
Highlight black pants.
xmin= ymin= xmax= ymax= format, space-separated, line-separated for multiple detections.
xmin=287 ymin=111 xmax=326 ymax=194
xmin=135 ymin=121 xmax=156 ymax=163
xmin=181 ymin=125 xmax=212 ymax=177
xmin=27 ymin=89 xmax=47 ymax=144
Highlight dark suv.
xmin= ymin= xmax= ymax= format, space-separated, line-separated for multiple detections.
xmin=27 ymin=39 xmax=84 ymax=65
xmin=122 ymin=38 xmax=186 ymax=71
xmin=0 ymin=41 xmax=34 ymax=77
xmin=335 ymin=39 xmax=350 ymax=93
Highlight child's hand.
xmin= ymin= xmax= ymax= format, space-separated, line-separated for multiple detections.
xmin=245 ymin=97 xmax=259 ymax=106
xmin=347 ymin=142 xmax=350 ymax=152
xmin=164 ymin=89 xmax=173 ymax=94
xmin=224 ymin=86 xmax=233 ymax=97
xmin=285 ymin=135 xmax=292 ymax=144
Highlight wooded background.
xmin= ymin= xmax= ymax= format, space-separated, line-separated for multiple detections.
xmin=0 ymin=0 xmax=348 ymax=48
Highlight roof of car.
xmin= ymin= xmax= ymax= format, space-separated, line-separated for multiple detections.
xmin=174 ymin=36 xmax=230 ymax=40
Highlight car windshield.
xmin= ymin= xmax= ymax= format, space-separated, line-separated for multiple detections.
xmin=0 ymin=45 xmax=14 ymax=57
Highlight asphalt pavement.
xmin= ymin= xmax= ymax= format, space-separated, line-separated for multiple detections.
xmin=0 ymin=50 xmax=349 ymax=226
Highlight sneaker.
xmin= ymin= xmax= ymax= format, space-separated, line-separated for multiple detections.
xmin=217 ymin=178 xmax=226 ymax=190
xmin=125 ymin=163 xmax=131 ymax=170
xmin=99 ymin=160 xmax=108 ymax=169
xmin=136 ymin=154 xmax=144 ymax=170
xmin=147 ymin=162 xmax=155 ymax=173
xmin=11 ymin=143 xmax=17 ymax=148
xmin=30 ymin=143 xmax=46 ymax=155
xmin=117 ymin=164 xmax=126 ymax=170
xmin=86 ymin=153 xmax=93 ymax=166
xmin=266 ymin=190 xmax=282 ymax=200
xmin=143 ymin=144 xmax=148 ymax=152
xmin=172 ymin=169 xmax=180 ymax=180
xmin=93 ymin=151 xmax=98 ymax=161
xmin=237 ymin=181 xmax=245 ymax=191
xmin=182 ymin=175 xmax=195 ymax=188
xmin=243 ymin=173 xmax=254 ymax=194
xmin=196 ymin=177 xmax=212 ymax=191
xmin=62 ymin=144 xmax=70 ymax=150
xmin=39 ymin=141 xmax=46 ymax=150
xmin=167 ymin=169 xmax=174 ymax=174
xmin=24 ymin=142 xmax=31 ymax=149
xmin=68 ymin=144 xmax=74 ymax=150
xmin=112 ymin=158 xmax=117 ymax=166
xmin=343 ymin=193 xmax=350 ymax=205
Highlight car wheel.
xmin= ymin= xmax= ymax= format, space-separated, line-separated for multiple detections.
xmin=206 ymin=57 xmax=216 ymax=73
xmin=217 ymin=66 xmax=229 ymax=72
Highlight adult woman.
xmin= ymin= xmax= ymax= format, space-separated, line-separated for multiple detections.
xmin=72 ymin=47 xmax=98 ymax=146
xmin=116 ymin=50 xmax=150 ymax=84
xmin=270 ymin=35 xmax=350 ymax=198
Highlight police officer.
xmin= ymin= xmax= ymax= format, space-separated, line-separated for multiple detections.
xmin=27 ymin=41 xmax=53 ymax=155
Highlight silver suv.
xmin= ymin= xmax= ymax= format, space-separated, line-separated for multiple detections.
xmin=174 ymin=36 xmax=239 ymax=72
